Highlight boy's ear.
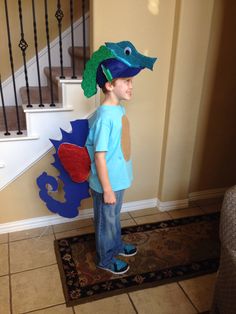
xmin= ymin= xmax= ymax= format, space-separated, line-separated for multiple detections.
xmin=104 ymin=81 xmax=113 ymax=92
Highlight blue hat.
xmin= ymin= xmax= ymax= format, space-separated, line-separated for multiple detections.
xmin=81 ymin=41 xmax=157 ymax=98
xmin=96 ymin=58 xmax=143 ymax=88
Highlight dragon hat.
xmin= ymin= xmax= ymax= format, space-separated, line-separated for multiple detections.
xmin=81 ymin=41 xmax=157 ymax=98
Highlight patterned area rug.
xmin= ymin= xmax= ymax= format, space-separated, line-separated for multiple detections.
xmin=55 ymin=212 xmax=220 ymax=306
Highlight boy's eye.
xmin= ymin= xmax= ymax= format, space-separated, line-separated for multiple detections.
xmin=124 ymin=47 xmax=132 ymax=56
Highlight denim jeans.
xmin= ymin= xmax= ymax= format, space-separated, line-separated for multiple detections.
xmin=91 ymin=189 xmax=125 ymax=268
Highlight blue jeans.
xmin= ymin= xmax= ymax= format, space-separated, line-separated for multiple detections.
xmin=91 ymin=189 xmax=125 ymax=268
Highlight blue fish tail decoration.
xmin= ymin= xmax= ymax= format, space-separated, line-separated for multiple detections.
xmin=36 ymin=120 xmax=90 ymax=218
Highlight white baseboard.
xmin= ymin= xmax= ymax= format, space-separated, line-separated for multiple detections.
xmin=0 ymin=198 xmax=158 ymax=234
xmin=189 ymin=187 xmax=227 ymax=201
xmin=122 ymin=198 xmax=158 ymax=212
xmin=158 ymin=198 xmax=189 ymax=211
xmin=0 ymin=208 xmax=93 ymax=235
xmin=0 ymin=187 xmax=227 ymax=234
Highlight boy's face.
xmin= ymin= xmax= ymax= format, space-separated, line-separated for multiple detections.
xmin=110 ymin=77 xmax=134 ymax=101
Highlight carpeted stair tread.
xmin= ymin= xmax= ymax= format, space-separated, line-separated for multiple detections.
xmin=68 ymin=46 xmax=90 ymax=58
xmin=68 ymin=47 xmax=90 ymax=75
xmin=0 ymin=46 xmax=88 ymax=132
xmin=44 ymin=66 xmax=83 ymax=80
xmin=20 ymin=86 xmax=59 ymax=105
xmin=0 ymin=105 xmax=26 ymax=132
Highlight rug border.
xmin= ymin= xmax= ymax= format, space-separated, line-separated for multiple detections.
xmin=54 ymin=212 xmax=220 ymax=307
xmin=54 ymin=239 xmax=73 ymax=306
xmin=67 ymin=260 xmax=218 ymax=307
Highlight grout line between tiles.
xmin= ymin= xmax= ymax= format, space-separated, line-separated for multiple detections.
xmin=10 ymin=262 xmax=58 ymax=276
xmin=37 ymin=225 xmax=52 ymax=239
xmin=9 ymin=227 xmax=54 ymax=243
xmin=8 ymin=234 xmax=13 ymax=314
xmin=53 ymin=223 xmax=94 ymax=235
xmin=129 ymin=212 xmax=165 ymax=219
xmin=121 ymin=216 xmax=134 ymax=221
xmin=0 ymin=241 xmax=8 ymax=245
xmin=2 ymin=205 xmax=220 ymax=313
xmin=193 ymin=199 xmax=223 ymax=210
xmin=177 ymin=281 xmax=201 ymax=313
xmin=52 ymin=223 xmax=57 ymax=240
xmin=54 ymin=223 xmax=94 ymax=234
xmin=127 ymin=212 xmax=132 ymax=218
xmin=20 ymin=302 xmax=66 ymax=313
xmin=51 ymin=224 xmax=56 ymax=241
xmin=127 ymin=293 xmax=139 ymax=314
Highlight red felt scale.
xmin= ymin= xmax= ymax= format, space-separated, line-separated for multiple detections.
xmin=58 ymin=143 xmax=91 ymax=183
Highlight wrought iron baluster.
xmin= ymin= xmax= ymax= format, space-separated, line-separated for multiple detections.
xmin=4 ymin=0 xmax=23 ymax=134
xmin=0 ymin=75 xmax=10 ymax=136
xmin=55 ymin=0 xmax=65 ymax=79
xmin=32 ymin=0 xmax=44 ymax=107
xmin=70 ymin=0 xmax=77 ymax=79
xmin=82 ymin=0 xmax=86 ymax=70
xmin=44 ymin=0 xmax=55 ymax=106
xmin=18 ymin=0 xmax=31 ymax=108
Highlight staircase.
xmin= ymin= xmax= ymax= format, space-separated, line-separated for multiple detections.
xmin=0 ymin=11 xmax=99 ymax=191
xmin=0 ymin=46 xmax=90 ymax=133
xmin=20 ymin=46 xmax=90 ymax=105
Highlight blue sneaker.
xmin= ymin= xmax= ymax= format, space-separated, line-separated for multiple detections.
xmin=119 ymin=244 xmax=137 ymax=257
xmin=97 ymin=258 xmax=129 ymax=275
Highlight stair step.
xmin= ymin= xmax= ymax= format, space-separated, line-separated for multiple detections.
xmin=0 ymin=47 xmax=89 ymax=132
xmin=44 ymin=67 xmax=83 ymax=103
xmin=22 ymin=47 xmax=88 ymax=106
xmin=44 ymin=66 xmax=83 ymax=84
xmin=20 ymin=86 xmax=59 ymax=106
xmin=0 ymin=106 xmax=26 ymax=132
xmin=68 ymin=46 xmax=90 ymax=58
xmin=68 ymin=47 xmax=90 ymax=75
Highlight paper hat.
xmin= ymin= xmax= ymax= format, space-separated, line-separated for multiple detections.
xmin=81 ymin=41 xmax=157 ymax=98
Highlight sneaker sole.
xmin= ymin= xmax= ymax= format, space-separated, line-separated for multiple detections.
xmin=119 ymin=249 xmax=138 ymax=257
xmin=97 ymin=265 xmax=130 ymax=275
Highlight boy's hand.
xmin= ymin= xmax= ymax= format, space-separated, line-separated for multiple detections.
xmin=94 ymin=152 xmax=116 ymax=204
xmin=103 ymin=190 xmax=116 ymax=204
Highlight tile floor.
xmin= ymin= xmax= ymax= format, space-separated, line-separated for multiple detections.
xmin=0 ymin=198 xmax=222 ymax=314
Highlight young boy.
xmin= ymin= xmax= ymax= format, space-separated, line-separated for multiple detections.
xmin=82 ymin=42 xmax=156 ymax=275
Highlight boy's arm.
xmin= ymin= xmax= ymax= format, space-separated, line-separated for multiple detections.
xmin=94 ymin=152 xmax=116 ymax=204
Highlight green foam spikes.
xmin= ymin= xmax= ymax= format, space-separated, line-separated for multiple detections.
xmin=81 ymin=45 xmax=114 ymax=98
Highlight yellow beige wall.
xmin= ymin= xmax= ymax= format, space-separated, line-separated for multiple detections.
xmin=85 ymin=0 xmax=236 ymax=200
xmin=189 ymin=0 xmax=236 ymax=192
xmin=0 ymin=0 xmax=85 ymax=81
xmin=1 ymin=0 xmax=236 ymax=224
xmin=158 ymin=0 xmax=215 ymax=201
xmin=92 ymin=0 xmax=176 ymax=202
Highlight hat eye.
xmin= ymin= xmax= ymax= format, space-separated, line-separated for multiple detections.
xmin=124 ymin=47 xmax=132 ymax=56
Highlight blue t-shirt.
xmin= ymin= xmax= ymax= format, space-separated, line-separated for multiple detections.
xmin=86 ymin=105 xmax=133 ymax=193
